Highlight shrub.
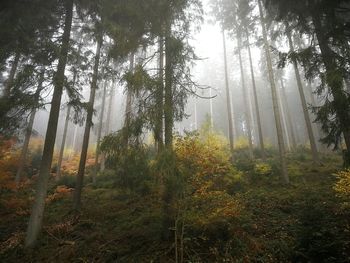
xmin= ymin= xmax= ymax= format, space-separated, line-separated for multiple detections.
xmin=334 ymin=169 xmax=350 ymax=200
xmin=254 ymin=162 xmax=272 ymax=177
xmin=56 ymin=175 xmax=76 ymax=188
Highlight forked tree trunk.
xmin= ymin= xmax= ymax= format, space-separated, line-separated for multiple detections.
xmin=237 ymin=31 xmax=253 ymax=159
xmin=286 ymin=28 xmax=320 ymax=164
xmin=73 ymin=32 xmax=103 ymax=211
xmin=25 ymin=0 xmax=74 ymax=247
xmin=258 ymin=0 xmax=289 ymax=184
xmin=246 ymin=28 xmax=265 ymax=159
xmin=222 ymin=30 xmax=235 ymax=157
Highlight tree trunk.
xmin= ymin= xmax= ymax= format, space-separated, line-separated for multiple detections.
xmin=277 ymin=84 xmax=292 ymax=151
xmin=93 ymin=77 xmax=108 ymax=182
xmin=155 ymin=36 xmax=164 ymax=152
xmin=222 ymin=30 xmax=235 ymax=157
xmin=15 ymin=70 xmax=45 ymax=185
xmin=25 ymin=0 xmax=73 ymax=248
xmin=246 ymin=28 xmax=266 ymax=159
xmin=307 ymin=82 xmax=326 ymax=152
xmin=15 ymin=110 xmax=36 ymax=184
xmin=209 ymin=87 xmax=214 ymax=129
xmin=123 ymin=53 xmax=134 ymax=145
xmin=73 ymin=32 xmax=103 ymax=211
xmin=164 ymin=31 xmax=174 ymax=149
xmin=286 ymin=28 xmax=320 ymax=163
xmin=3 ymin=51 xmax=20 ymax=98
xmin=101 ymin=82 xmax=115 ymax=171
xmin=313 ymin=14 xmax=350 ymax=151
xmin=258 ymin=0 xmax=289 ymax=184
xmin=237 ymin=31 xmax=253 ymax=159
xmin=56 ymin=105 xmax=71 ymax=180
xmin=280 ymin=79 xmax=297 ymax=150
xmin=194 ymin=99 xmax=198 ymax=130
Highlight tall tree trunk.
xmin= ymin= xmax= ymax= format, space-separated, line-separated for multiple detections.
xmin=194 ymin=98 xmax=198 ymax=130
xmin=155 ymin=36 xmax=164 ymax=152
xmin=280 ymin=79 xmax=297 ymax=150
xmin=164 ymin=31 xmax=174 ymax=149
xmin=237 ymin=31 xmax=253 ymax=159
xmin=72 ymin=125 xmax=78 ymax=153
xmin=222 ymin=30 xmax=235 ymax=157
xmin=93 ymin=77 xmax=108 ymax=182
xmin=3 ymin=51 xmax=20 ymax=98
xmin=286 ymin=28 xmax=320 ymax=163
xmin=209 ymin=87 xmax=214 ymax=129
xmin=15 ymin=111 xmax=36 ymax=184
xmin=25 ymin=0 xmax=73 ymax=248
xmin=73 ymin=32 xmax=103 ymax=211
xmin=246 ymin=28 xmax=265 ymax=159
xmin=56 ymin=105 xmax=71 ymax=180
xmin=101 ymin=83 xmax=115 ymax=171
xmin=123 ymin=53 xmax=134 ymax=145
xmin=15 ymin=70 xmax=45 ymax=185
xmin=258 ymin=0 xmax=289 ymax=184
xmin=277 ymin=84 xmax=292 ymax=151
xmin=307 ymin=82 xmax=326 ymax=152
xmin=313 ymin=14 xmax=350 ymax=152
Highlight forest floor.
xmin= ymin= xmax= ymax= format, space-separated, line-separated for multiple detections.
xmin=1 ymin=152 xmax=350 ymax=262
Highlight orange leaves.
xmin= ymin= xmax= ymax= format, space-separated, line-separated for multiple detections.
xmin=46 ymin=185 xmax=73 ymax=204
xmin=173 ymin=133 xmax=243 ymax=229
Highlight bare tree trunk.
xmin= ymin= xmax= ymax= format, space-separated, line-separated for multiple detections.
xmin=222 ymin=30 xmax=235 ymax=158
xmin=73 ymin=32 xmax=103 ymax=211
xmin=15 ymin=110 xmax=36 ymax=184
xmin=258 ymin=0 xmax=289 ymax=184
xmin=246 ymin=28 xmax=266 ymax=159
xmin=3 ymin=51 xmax=20 ymax=98
xmin=101 ymin=83 xmax=115 ymax=171
xmin=164 ymin=31 xmax=174 ymax=149
xmin=209 ymin=87 xmax=214 ymax=129
xmin=280 ymin=79 xmax=297 ymax=150
xmin=123 ymin=53 xmax=134 ymax=146
xmin=277 ymin=84 xmax=292 ymax=151
xmin=72 ymin=125 xmax=78 ymax=152
xmin=286 ymin=28 xmax=320 ymax=163
xmin=56 ymin=105 xmax=71 ymax=180
xmin=25 ymin=0 xmax=73 ymax=247
xmin=93 ymin=78 xmax=108 ymax=182
xmin=237 ymin=32 xmax=253 ymax=159
xmin=307 ymin=82 xmax=326 ymax=152
xmin=155 ymin=36 xmax=164 ymax=152
xmin=194 ymin=98 xmax=198 ymax=130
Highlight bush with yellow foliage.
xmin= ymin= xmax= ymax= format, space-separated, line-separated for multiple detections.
xmin=334 ymin=170 xmax=350 ymax=200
